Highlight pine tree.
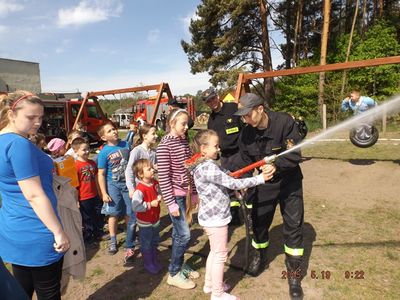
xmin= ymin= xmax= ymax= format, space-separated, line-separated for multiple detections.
xmin=181 ymin=0 xmax=275 ymax=102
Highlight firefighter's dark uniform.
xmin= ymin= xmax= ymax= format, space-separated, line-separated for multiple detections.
xmin=207 ymin=101 xmax=243 ymax=223
xmin=238 ymin=110 xmax=304 ymax=298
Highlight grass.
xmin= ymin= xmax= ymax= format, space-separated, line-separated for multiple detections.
xmin=90 ymin=266 xmax=105 ymax=277
xmin=302 ymin=138 xmax=400 ymax=161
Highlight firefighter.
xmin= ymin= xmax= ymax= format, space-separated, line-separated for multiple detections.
xmin=234 ymin=93 xmax=304 ymax=299
xmin=202 ymin=87 xmax=244 ymax=225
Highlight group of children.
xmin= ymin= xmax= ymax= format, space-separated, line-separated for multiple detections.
xmin=32 ymin=108 xmax=273 ymax=300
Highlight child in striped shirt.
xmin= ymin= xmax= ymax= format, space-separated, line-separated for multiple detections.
xmin=156 ymin=108 xmax=199 ymax=290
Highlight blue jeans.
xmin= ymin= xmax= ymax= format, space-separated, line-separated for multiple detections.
xmin=107 ymin=181 xmax=137 ymax=249
xmin=168 ymin=196 xmax=191 ymax=276
xmin=138 ymin=223 xmax=160 ymax=252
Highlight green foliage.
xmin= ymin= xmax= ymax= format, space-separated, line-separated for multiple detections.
xmin=193 ymin=90 xmax=211 ymax=114
xmin=329 ymin=20 xmax=400 ymax=100
xmin=273 ymin=71 xmax=319 ymax=119
xmin=181 ymin=0 xmax=269 ymax=90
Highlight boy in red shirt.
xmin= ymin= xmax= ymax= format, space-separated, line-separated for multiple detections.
xmin=131 ymin=159 xmax=162 ymax=274
xmin=72 ymin=137 xmax=104 ymax=243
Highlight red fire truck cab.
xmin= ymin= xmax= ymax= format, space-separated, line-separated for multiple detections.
xmin=133 ymin=97 xmax=169 ymax=129
xmin=39 ymin=93 xmax=108 ymax=145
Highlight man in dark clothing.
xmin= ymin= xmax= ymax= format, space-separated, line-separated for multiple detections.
xmin=202 ymin=87 xmax=243 ymax=225
xmin=234 ymin=93 xmax=305 ymax=299
xmin=167 ymin=97 xmax=194 ymax=129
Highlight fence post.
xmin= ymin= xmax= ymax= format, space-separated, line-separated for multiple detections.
xmin=382 ymin=105 xmax=387 ymax=137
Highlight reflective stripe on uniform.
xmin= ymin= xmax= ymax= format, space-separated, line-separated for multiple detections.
xmin=252 ymin=239 xmax=269 ymax=249
xmin=225 ymin=127 xmax=239 ymax=134
xmin=230 ymin=201 xmax=240 ymax=207
xmin=284 ymin=244 xmax=304 ymax=256
xmin=245 ymin=203 xmax=253 ymax=209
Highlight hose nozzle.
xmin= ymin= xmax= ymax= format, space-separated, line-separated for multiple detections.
xmin=264 ymin=154 xmax=277 ymax=164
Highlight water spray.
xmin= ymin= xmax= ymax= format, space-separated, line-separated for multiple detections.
xmin=231 ymin=94 xmax=400 ymax=178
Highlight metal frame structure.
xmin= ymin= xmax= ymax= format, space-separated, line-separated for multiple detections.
xmin=235 ymin=56 xmax=400 ymax=101
xmin=73 ymin=82 xmax=173 ymax=130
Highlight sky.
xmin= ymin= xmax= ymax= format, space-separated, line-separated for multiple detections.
xmin=0 ymin=0 xmax=283 ymax=96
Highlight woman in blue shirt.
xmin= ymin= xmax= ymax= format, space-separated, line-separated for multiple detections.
xmin=0 ymin=91 xmax=70 ymax=300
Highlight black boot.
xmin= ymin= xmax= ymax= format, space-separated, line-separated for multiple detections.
xmin=229 ymin=206 xmax=242 ymax=226
xmin=285 ymin=254 xmax=304 ymax=299
xmin=245 ymin=248 xmax=268 ymax=276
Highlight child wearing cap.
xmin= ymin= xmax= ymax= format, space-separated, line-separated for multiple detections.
xmin=47 ymin=138 xmax=67 ymax=159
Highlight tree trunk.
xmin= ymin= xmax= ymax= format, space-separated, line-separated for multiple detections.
xmin=292 ymin=0 xmax=303 ymax=67
xmin=340 ymin=0 xmax=359 ymax=99
xmin=318 ymin=0 xmax=331 ymax=122
xmin=345 ymin=0 xmax=353 ymax=32
xmin=285 ymin=0 xmax=292 ymax=69
xmin=361 ymin=0 xmax=367 ymax=35
xmin=379 ymin=0 xmax=383 ymax=16
xmin=259 ymin=0 xmax=275 ymax=105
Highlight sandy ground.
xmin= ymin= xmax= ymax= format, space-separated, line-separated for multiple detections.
xmin=62 ymin=158 xmax=400 ymax=300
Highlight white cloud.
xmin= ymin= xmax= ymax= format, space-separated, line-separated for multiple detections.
xmin=180 ymin=10 xmax=199 ymax=37
xmin=57 ymin=0 xmax=123 ymax=27
xmin=147 ymin=29 xmax=160 ymax=43
xmin=55 ymin=48 xmax=64 ymax=54
xmin=0 ymin=0 xmax=23 ymax=17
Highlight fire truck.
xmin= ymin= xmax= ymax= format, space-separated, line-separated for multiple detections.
xmin=133 ymin=97 xmax=169 ymax=129
xmin=38 ymin=93 xmax=108 ymax=145
xmin=84 ymin=83 xmax=196 ymax=131
xmin=133 ymin=96 xmax=195 ymax=130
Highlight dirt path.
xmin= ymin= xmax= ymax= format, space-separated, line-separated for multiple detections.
xmin=63 ymin=158 xmax=400 ymax=300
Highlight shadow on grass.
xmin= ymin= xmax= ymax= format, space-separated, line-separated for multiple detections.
xmin=86 ymin=249 xmax=169 ymax=300
xmin=226 ymin=222 xmax=316 ymax=287
xmin=312 ymin=240 xmax=400 ymax=249
xmin=303 ymin=156 xmax=399 ymax=164
xmin=348 ymin=159 xmax=376 ymax=165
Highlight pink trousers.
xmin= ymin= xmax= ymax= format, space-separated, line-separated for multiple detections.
xmin=204 ymin=225 xmax=229 ymax=297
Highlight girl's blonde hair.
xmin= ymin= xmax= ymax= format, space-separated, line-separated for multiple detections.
xmin=133 ymin=123 xmax=156 ymax=148
xmin=166 ymin=108 xmax=188 ymax=133
xmin=190 ymin=129 xmax=218 ymax=154
xmin=0 ymin=91 xmax=43 ymax=131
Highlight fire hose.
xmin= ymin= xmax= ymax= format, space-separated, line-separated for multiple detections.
xmin=230 ymin=154 xmax=277 ymax=178
xmin=229 ymin=154 xmax=277 ymax=271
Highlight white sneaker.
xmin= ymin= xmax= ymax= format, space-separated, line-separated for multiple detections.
xmin=167 ymin=272 xmax=196 ymax=290
xmin=203 ymin=282 xmax=231 ymax=294
xmin=211 ymin=292 xmax=240 ymax=300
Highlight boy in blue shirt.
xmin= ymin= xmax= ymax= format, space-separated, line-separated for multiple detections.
xmin=341 ymin=90 xmax=377 ymax=115
xmin=97 ymin=122 xmax=137 ymax=264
